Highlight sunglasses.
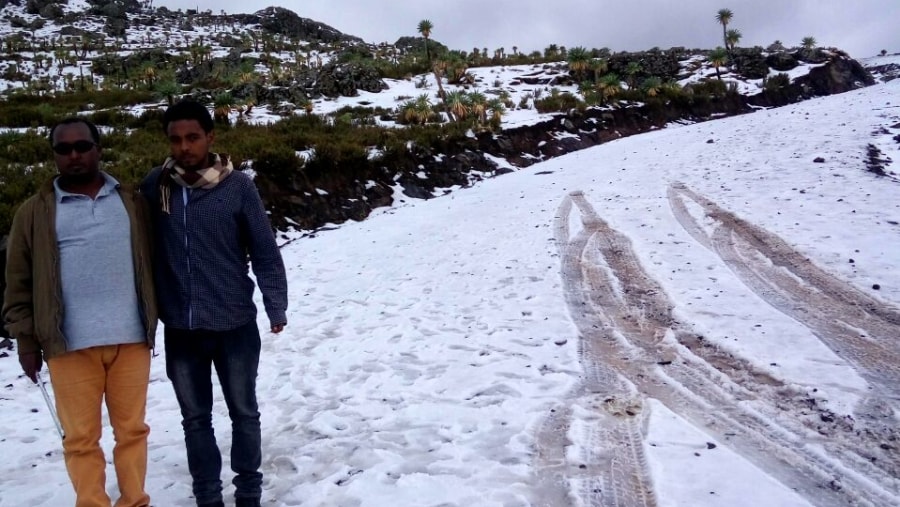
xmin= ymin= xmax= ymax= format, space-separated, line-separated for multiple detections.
xmin=52 ymin=140 xmax=98 ymax=155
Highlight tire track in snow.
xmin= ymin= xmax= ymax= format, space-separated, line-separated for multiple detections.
xmin=668 ymin=183 xmax=900 ymax=481
xmin=542 ymin=190 xmax=899 ymax=507
xmin=532 ymin=194 xmax=657 ymax=507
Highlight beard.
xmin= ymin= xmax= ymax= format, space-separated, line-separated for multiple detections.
xmin=57 ymin=170 xmax=100 ymax=187
xmin=177 ymin=152 xmax=215 ymax=172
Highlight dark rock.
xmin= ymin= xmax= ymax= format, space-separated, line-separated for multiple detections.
xmin=263 ymin=85 xmax=310 ymax=106
xmin=229 ymin=7 xmax=359 ymax=43
xmin=749 ymin=56 xmax=875 ymax=108
xmin=799 ymin=56 xmax=875 ymax=94
xmin=230 ymin=82 xmax=264 ymax=102
xmin=399 ymin=181 xmax=434 ymax=199
xmin=732 ymin=47 xmax=769 ymax=80
xmin=314 ymin=61 xmax=387 ymax=98
xmin=767 ymin=52 xmax=799 ymax=72
xmin=607 ymin=48 xmax=684 ymax=82
xmin=796 ymin=48 xmax=829 ymax=64
xmin=176 ymin=48 xmax=249 ymax=84
xmin=58 ymin=25 xmax=92 ymax=37
xmin=814 ymin=157 xmax=825 ymax=163
xmin=865 ymin=62 xmax=900 ymax=83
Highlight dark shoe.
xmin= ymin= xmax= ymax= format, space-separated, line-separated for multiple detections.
xmin=198 ymin=501 xmax=225 ymax=507
xmin=236 ymin=498 xmax=261 ymax=507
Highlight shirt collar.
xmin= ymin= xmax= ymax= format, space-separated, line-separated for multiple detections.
xmin=54 ymin=171 xmax=120 ymax=203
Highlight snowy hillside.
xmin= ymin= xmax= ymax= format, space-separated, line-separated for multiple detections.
xmin=0 ymin=51 xmax=898 ymax=507
xmin=0 ymin=0 xmax=883 ymax=130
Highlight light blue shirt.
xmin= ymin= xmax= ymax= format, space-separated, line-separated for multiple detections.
xmin=54 ymin=172 xmax=145 ymax=351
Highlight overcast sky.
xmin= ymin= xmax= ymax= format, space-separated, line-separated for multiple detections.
xmin=156 ymin=0 xmax=898 ymax=58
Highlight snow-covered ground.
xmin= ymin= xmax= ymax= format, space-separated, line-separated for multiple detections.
xmin=1 ymin=53 xmax=898 ymax=506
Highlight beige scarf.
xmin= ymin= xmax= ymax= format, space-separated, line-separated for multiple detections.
xmin=159 ymin=153 xmax=233 ymax=214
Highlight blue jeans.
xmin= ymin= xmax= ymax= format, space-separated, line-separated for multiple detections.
xmin=165 ymin=320 xmax=262 ymax=506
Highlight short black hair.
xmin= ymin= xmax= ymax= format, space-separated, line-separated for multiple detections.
xmin=49 ymin=117 xmax=101 ymax=145
xmin=163 ymin=99 xmax=214 ymax=134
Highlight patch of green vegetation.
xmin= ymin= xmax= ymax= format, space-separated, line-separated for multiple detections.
xmin=0 ymin=88 xmax=476 ymax=238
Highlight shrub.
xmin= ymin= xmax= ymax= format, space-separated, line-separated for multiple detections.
xmin=0 ymin=161 xmax=56 ymax=234
xmin=86 ymin=108 xmax=132 ymax=127
xmin=302 ymin=137 xmax=370 ymax=188
xmin=764 ymin=73 xmax=791 ymax=92
xmin=687 ymin=79 xmax=728 ymax=98
xmin=100 ymin=127 xmax=169 ymax=183
xmin=253 ymin=144 xmax=304 ymax=188
xmin=534 ymin=89 xmax=580 ymax=113
xmin=0 ymin=130 xmax=52 ymax=165
xmin=126 ymin=108 xmax=166 ymax=130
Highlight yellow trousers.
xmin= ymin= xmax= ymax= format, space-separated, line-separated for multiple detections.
xmin=48 ymin=343 xmax=151 ymax=507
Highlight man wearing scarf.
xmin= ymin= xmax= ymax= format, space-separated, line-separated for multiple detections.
xmin=140 ymin=100 xmax=287 ymax=507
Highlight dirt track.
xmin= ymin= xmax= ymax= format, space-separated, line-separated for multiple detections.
xmin=534 ymin=187 xmax=900 ymax=507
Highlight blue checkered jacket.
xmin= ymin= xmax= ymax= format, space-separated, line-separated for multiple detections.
xmin=141 ymin=167 xmax=287 ymax=331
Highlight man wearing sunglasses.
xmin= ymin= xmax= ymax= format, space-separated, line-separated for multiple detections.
xmin=3 ymin=118 xmax=157 ymax=507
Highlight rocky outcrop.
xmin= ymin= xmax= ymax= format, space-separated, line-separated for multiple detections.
xmin=58 ymin=25 xmax=93 ymax=37
xmin=313 ymin=61 xmax=387 ymax=98
xmin=255 ymin=175 xmax=395 ymax=230
xmin=85 ymin=0 xmax=141 ymax=15
xmin=227 ymin=7 xmax=359 ymax=44
xmin=766 ymin=52 xmax=799 ymax=71
xmin=796 ymin=48 xmax=830 ymax=64
xmin=174 ymin=48 xmax=248 ymax=84
xmin=799 ymin=56 xmax=874 ymax=94
xmin=24 ymin=0 xmax=64 ymax=18
xmin=607 ymin=48 xmax=684 ymax=82
xmin=865 ymin=58 xmax=900 ymax=82
xmin=731 ymin=47 xmax=770 ymax=79
xmin=179 ymin=51 xmax=385 ymax=105
xmin=749 ymin=56 xmax=874 ymax=107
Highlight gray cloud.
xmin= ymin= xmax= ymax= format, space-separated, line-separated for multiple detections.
xmin=158 ymin=0 xmax=898 ymax=58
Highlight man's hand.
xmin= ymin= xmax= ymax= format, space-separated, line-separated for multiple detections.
xmin=271 ymin=323 xmax=285 ymax=334
xmin=19 ymin=352 xmax=42 ymax=384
